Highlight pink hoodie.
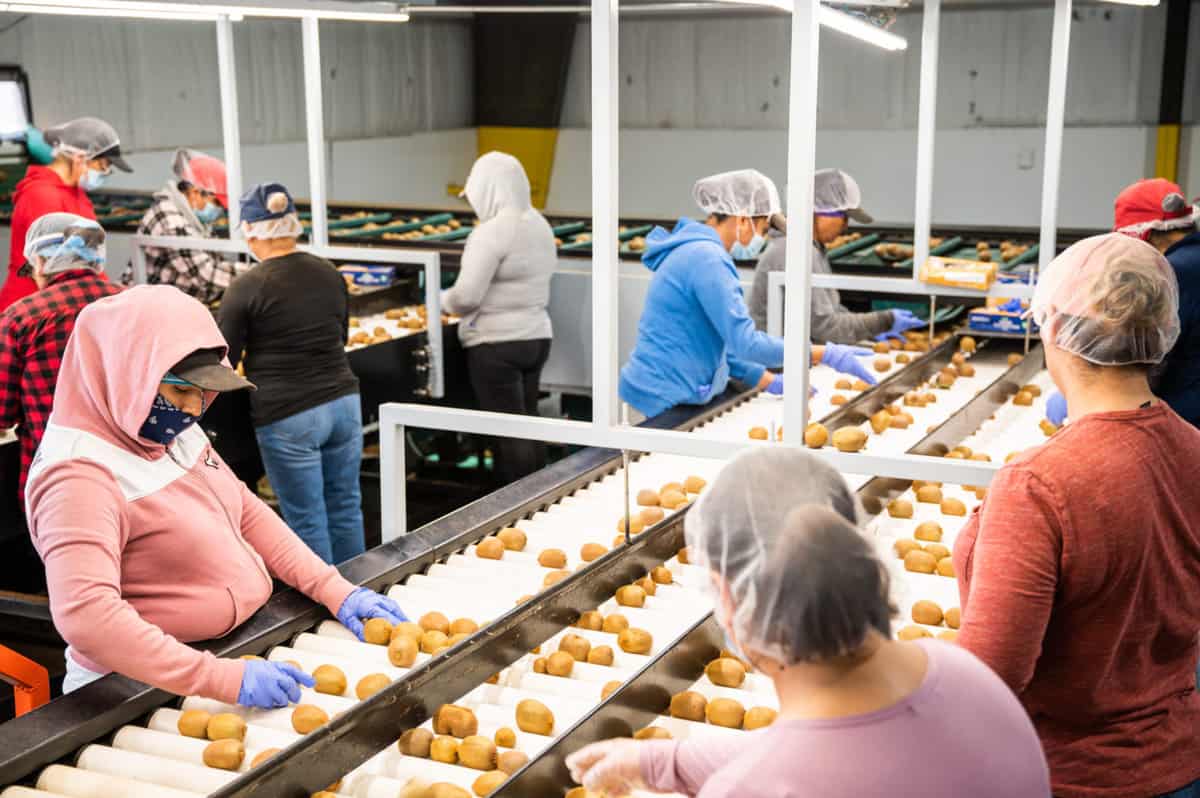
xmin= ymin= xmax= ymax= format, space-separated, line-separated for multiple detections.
xmin=25 ymin=285 xmax=357 ymax=703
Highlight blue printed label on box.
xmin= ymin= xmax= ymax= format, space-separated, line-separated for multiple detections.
xmin=338 ymin=264 xmax=395 ymax=286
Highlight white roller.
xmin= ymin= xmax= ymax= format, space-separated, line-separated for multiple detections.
xmin=73 ymin=745 xmax=230 ymax=794
xmin=267 ymin=645 xmax=406 ymax=686
xmin=148 ymin=709 xmax=299 ymax=751
xmin=0 ymin=788 xmax=70 ymax=798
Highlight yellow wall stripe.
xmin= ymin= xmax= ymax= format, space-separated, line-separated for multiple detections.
xmin=1155 ymin=124 xmax=1181 ymax=183
xmin=475 ymin=127 xmax=560 ymax=210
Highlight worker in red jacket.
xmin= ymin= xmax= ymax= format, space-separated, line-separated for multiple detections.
xmin=0 ymin=117 xmax=132 ymax=311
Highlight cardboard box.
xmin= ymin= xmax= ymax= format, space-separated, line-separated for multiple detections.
xmin=919 ymin=256 xmax=998 ymax=291
xmin=338 ymin=264 xmax=395 ymax=287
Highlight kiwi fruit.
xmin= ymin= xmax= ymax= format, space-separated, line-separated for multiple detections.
xmin=677 ymin=546 xmax=691 ymax=565
xmin=430 ymin=735 xmax=459 ymax=764
xmin=494 ymin=727 xmax=517 ymax=748
xmin=356 ymin=673 xmax=390 ymax=700
xmin=831 ymin=394 xmax=848 ymax=406
xmin=660 ymin=489 xmax=689 ymax=510
xmin=434 ymin=705 xmax=479 ymax=738
xmin=706 ymin=697 xmax=746 ymax=729
xmin=312 ymin=664 xmax=347 ymax=696
xmin=935 ymin=372 xmax=956 ymax=389
xmin=202 ymin=738 xmax=245 ymax=771
xmin=177 ymin=709 xmax=211 ymax=739
xmin=386 ymin=635 xmax=419 ymax=668
xmin=516 ymin=699 xmax=554 ymax=735
xmin=633 ymin=726 xmax=672 ymax=740
xmin=639 ymin=507 xmax=665 ymax=526
xmin=975 ymin=487 xmax=988 ymax=500
xmin=472 ymin=771 xmax=508 ymax=796
xmin=250 ymin=748 xmax=280 ymax=768
xmin=637 ymin=576 xmax=658 ymax=597
xmin=398 ymin=727 xmax=434 ymax=757
xmin=362 ymin=617 xmax=393 ymax=645
xmin=945 ymin=451 xmax=965 ymax=460
xmin=960 ymin=336 xmax=977 ymax=353
xmin=833 ymin=427 xmax=868 ymax=453
xmin=616 ymin=584 xmax=646 ymax=607
xmin=476 ymin=537 xmax=505 ymax=560
xmin=497 ymin=749 xmax=529 ymax=774
xmin=749 ymin=426 xmax=769 ymax=440
xmin=938 ymin=630 xmax=959 ymax=642
xmin=870 ymin=410 xmax=891 ymax=435
xmin=615 ymin=516 xmax=645 ymax=535
xmin=834 ymin=378 xmax=853 ymax=390
xmin=292 ymin=704 xmax=329 ymax=734
xmin=898 ymin=625 xmax=933 ymax=641
xmin=916 ymin=485 xmax=943 ymax=504
xmin=1021 ymin=384 xmax=1043 ymax=397
xmin=944 ymin=607 xmax=961 ymax=629
xmin=534 ymin=549 xmax=567 ymax=569
xmin=580 ymin=543 xmax=608 ymax=562
xmin=450 ymin=618 xmax=479 ymax=636
xmin=458 ymin=735 xmax=498 ymax=771
xmin=911 ymin=600 xmax=943 ymax=625
xmin=1008 ymin=353 xmax=1024 ymax=366
xmin=577 ymin=610 xmax=604 ymax=630
xmin=959 ymin=363 xmax=976 ymax=377
xmin=804 ymin=423 xmax=828 ymax=448
xmin=873 ymin=357 xmax=892 ymax=373
xmin=911 ymin=521 xmax=942 ymax=542
xmin=587 ymin=645 xmax=615 ymax=666
xmin=669 ymin=691 xmax=707 ymax=722
xmin=543 ymin=570 xmax=570 ymax=587
xmin=937 ymin=557 xmax=956 ymax=577
xmin=743 ymin=706 xmax=778 ymax=731
xmin=897 ymin=353 xmax=911 ymax=364
xmin=497 ymin=527 xmax=527 ymax=551
xmin=940 ymin=498 xmax=967 ymax=516
xmin=618 ymin=627 xmax=653 ymax=655
xmin=636 ymin=489 xmax=660 ymax=507
xmin=918 ymin=541 xmax=947 ymax=559
xmin=684 ymin=476 xmax=707 ymax=494
xmin=873 ymin=342 xmax=890 ymax=354
xmin=969 ymin=452 xmax=991 ymax=462
xmin=603 ymin=613 xmax=630 ymax=634
xmin=532 ymin=657 xmax=547 ymax=674
xmin=419 ymin=612 xmax=450 ymax=635
xmin=391 ymin=622 xmax=424 ymax=643
xmin=420 ymin=630 xmax=449 ymax=653
xmin=893 ymin=539 xmax=921 ymax=559
xmin=903 ymin=392 xmax=923 ymax=407
xmin=705 ymin=657 xmax=747 ymax=688
xmin=660 ymin=481 xmax=685 ymax=495
xmin=1040 ymin=419 xmax=1058 ymax=437
xmin=650 ymin=566 xmax=673 ymax=585
xmin=207 ymin=713 xmax=246 ymax=742
xmin=904 ymin=550 xmax=937 ymax=574
xmin=601 ymin=680 xmax=622 ymax=700
xmin=888 ymin=498 xmax=914 ymax=519
xmin=546 ymin=651 xmax=575 ymax=677
xmin=559 ymin=633 xmax=592 ymax=662
xmin=1013 ymin=390 xmax=1034 ymax=406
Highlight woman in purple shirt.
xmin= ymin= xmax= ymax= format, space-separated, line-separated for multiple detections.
xmin=568 ymin=448 xmax=1049 ymax=798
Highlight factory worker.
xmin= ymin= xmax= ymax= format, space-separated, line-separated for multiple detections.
xmin=443 ymin=152 xmax=555 ymax=485
xmin=124 ymin=148 xmax=247 ymax=305
xmin=24 ymin=285 xmax=405 ymax=706
xmin=747 ymin=169 xmax=924 ymax=342
xmin=218 ymin=183 xmax=364 ymax=565
xmin=0 ymin=215 xmax=122 ymax=506
xmin=620 ymin=169 xmax=878 ymax=420
xmin=954 ymin=234 xmax=1200 ymax=798
xmin=568 ymin=448 xmax=1049 ymax=798
xmin=1 ymin=117 xmax=131 ymax=312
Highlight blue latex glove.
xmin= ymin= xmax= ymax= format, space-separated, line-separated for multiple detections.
xmin=23 ymin=125 xmax=54 ymax=165
xmin=874 ymin=309 xmax=926 ymax=342
xmin=998 ymin=298 xmax=1024 ymax=314
xmin=820 ymin=343 xmax=878 ymax=386
xmin=337 ymin=587 xmax=408 ymax=641
xmin=238 ymin=660 xmax=314 ymax=709
xmin=1045 ymin=392 xmax=1067 ymax=426
xmin=765 ymin=374 xmax=784 ymax=395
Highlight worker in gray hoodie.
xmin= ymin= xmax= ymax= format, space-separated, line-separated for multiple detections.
xmin=443 ymin=151 xmax=556 ymax=485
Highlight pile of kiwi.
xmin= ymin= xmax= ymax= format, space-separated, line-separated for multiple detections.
xmin=667 ymin=684 xmax=777 ymax=732
xmin=897 ymin=600 xmax=960 ymax=642
xmin=874 ymin=242 xmax=914 ymax=261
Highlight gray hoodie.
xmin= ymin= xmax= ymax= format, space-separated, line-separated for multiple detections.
xmin=442 ymin=152 xmax=556 ymax=348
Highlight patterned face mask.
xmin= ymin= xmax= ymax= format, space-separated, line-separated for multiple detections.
xmin=138 ymin=392 xmax=199 ymax=445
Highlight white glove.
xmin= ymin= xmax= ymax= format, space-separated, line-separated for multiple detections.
xmin=566 ymin=739 xmax=647 ymax=794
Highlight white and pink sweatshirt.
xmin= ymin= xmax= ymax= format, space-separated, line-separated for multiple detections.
xmin=25 ymin=285 xmax=357 ymax=704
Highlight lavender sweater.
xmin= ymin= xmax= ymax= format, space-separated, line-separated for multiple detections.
xmin=639 ymin=640 xmax=1050 ymax=797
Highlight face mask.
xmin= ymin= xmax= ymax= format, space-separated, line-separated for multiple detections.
xmin=730 ymin=220 xmax=766 ymax=260
xmin=80 ymin=168 xmax=108 ymax=192
xmin=139 ymin=393 xmax=200 ymax=445
xmin=195 ymin=202 xmax=222 ymax=224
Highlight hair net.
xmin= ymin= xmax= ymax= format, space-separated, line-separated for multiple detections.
xmin=173 ymin=148 xmax=229 ymax=207
xmin=813 ymin=168 xmax=872 ymax=223
xmin=684 ymin=448 xmax=893 ymax=665
xmin=41 ymin=219 xmax=106 ymax=277
xmin=43 ymin=117 xmax=131 ymax=171
xmin=1031 ymin=232 xmax=1180 ymax=366
xmin=692 ymin=169 xmax=781 ymax=218
xmin=460 ymin=151 xmax=532 ymax=223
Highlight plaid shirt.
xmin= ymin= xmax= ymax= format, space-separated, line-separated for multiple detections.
xmin=0 ymin=270 xmax=122 ymax=499
xmin=123 ymin=192 xmax=246 ymax=305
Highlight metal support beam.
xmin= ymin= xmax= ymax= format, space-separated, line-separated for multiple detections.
xmin=301 ymin=16 xmax=329 ymax=248
xmin=215 ymin=15 xmax=243 ymax=233
xmin=912 ymin=0 xmax=940 ymax=277
xmin=1038 ymin=0 xmax=1072 ymax=272
xmin=781 ymin=0 xmax=820 ymax=447
xmin=590 ymin=0 xmax=619 ymax=429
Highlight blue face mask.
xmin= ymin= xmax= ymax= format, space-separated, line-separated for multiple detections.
xmin=80 ymin=168 xmax=108 ymax=192
xmin=139 ymin=393 xmax=200 ymax=445
xmin=730 ymin=223 xmax=767 ymax=261
xmin=195 ymin=202 xmax=223 ymax=224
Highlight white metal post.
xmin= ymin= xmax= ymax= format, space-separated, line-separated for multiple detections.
xmin=781 ymin=0 xmax=821 ymax=446
xmin=1039 ymin=0 xmax=1072 ymax=272
xmin=590 ymin=0 xmax=619 ymax=429
xmin=380 ymin=422 xmax=408 ymax=541
xmin=301 ymin=16 xmax=330 ymax=248
xmin=912 ymin=0 xmax=940 ymax=277
xmin=215 ymin=15 xmax=243 ymax=234
xmin=426 ymin=253 xmax=444 ymax=398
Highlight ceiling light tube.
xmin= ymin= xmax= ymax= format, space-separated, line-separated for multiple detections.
xmin=0 ymin=1 xmax=219 ymax=18
xmin=1096 ymin=0 xmax=1158 ymax=5
xmin=818 ymin=4 xmax=907 ymax=50
xmin=8 ymin=0 xmax=410 ymax=22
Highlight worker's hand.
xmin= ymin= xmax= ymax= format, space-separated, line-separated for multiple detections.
xmin=820 ymin=343 xmax=878 ymax=386
xmin=875 ymin=309 xmax=926 ymax=342
xmin=337 ymin=587 xmax=408 ymax=641
xmin=1045 ymin=392 xmax=1067 ymax=426
xmin=566 ymin=739 xmax=646 ymax=794
xmin=237 ymin=660 xmax=314 ymax=709
xmin=765 ymin=373 xmax=784 ymax=395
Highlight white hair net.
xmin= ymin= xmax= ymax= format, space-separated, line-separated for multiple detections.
xmin=692 ymin=169 xmax=782 ymax=218
xmin=23 ymin=213 xmax=105 ymax=277
xmin=684 ymin=448 xmax=893 ymax=665
xmin=814 ymin=168 xmax=872 ymax=223
xmin=1031 ymin=232 xmax=1180 ymax=366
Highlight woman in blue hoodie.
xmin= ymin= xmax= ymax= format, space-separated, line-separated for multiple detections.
xmin=620 ymin=169 xmax=878 ymax=419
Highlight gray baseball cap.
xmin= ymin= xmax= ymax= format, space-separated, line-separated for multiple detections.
xmin=43 ymin=117 xmax=133 ymax=172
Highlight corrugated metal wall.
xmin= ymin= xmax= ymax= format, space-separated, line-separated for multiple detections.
xmin=561 ymin=3 xmax=1183 ymax=130
xmin=0 ymin=13 xmax=474 ymax=150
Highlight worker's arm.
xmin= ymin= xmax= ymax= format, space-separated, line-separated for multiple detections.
xmin=216 ymin=276 xmax=251 ymax=370
xmin=640 ymin=735 xmax=758 ymax=793
xmin=811 ymin=303 xmax=895 ymax=345
xmin=237 ymin=480 xmax=356 ymax=615
xmin=27 ymin=461 xmax=245 ymax=702
xmin=442 ymin=222 xmax=507 ymax=316
xmin=0 ymin=315 xmax=25 ymax=429
xmin=727 ymin=355 xmax=766 ymax=389
xmin=694 ymin=264 xmax=784 ymax=370
xmin=956 ymin=465 xmax=1062 ymax=694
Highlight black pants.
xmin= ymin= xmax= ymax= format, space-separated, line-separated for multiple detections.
xmin=466 ymin=338 xmax=552 ymax=485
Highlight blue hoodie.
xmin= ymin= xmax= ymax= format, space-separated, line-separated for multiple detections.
xmin=619 ymin=218 xmax=785 ymax=418
xmin=1158 ymin=231 xmax=1200 ymax=426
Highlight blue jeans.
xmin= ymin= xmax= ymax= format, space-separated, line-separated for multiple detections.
xmin=255 ymin=394 xmax=365 ymax=564
xmin=1161 ymin=780 xmax=1200 ymax=798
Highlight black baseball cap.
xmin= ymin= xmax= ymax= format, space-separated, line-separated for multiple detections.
xmin=169 ymin=348 xmax=255 ymax=392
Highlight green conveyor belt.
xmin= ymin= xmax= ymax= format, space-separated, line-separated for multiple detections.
xmin=826 ymin=234 xmax=880 ymax=260
xmin=558 ymin=237 xmax=595 ymax=252
xmin=97 ymin=212 xmax=145 ymax=225
xmin=1001 ymin=244 xmax=1040 ymax=270
xmin=337 ymin=212 xmax=455 ymax=239
xmin=618 ymin=224 xmax=653 ymax=242
xmin=303 ymin=212 xmax=393 ymax=232
xmin=896 ymin=236 xmax=964 ymax=269
xmin=419 ymin=226 xmax=475 ymax=242
xmin=551 ymin=221 xmax=587 ymax=237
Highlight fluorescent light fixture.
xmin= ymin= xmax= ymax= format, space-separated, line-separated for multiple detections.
xmin=818 ymin=5 xmax=907 ymax=50
xmin=4 ymin=0 xmax=411 ymax=21
xmin=1097 ymin=0 xmax=1158 ymax=5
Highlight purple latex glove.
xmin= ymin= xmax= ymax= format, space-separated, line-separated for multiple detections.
xmin=337 ymin=587 xmax=408 ymax=641
xmin=1046 ymin=391 xmax=1067 ymax=426
xmin=237 ymin=660 xmax=314 ymax=708
xmin=766 ymin=374 xmax=784 ymax=395
xmin=875 ymin=309 xmax=926 ymax=342
xmin=820 ymin=343 xmax=878 ymax=386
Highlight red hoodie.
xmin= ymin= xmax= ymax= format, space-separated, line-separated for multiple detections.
xmin=1 ymin=165 xmax=96 ymax=311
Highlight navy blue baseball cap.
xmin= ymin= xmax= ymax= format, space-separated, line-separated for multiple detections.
xmin=239 ymin=182 xmax=296 ymax=224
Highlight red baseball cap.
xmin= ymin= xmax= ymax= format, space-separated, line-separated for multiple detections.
xmin=1113 ymin=178 xmax=1197 ymax=241
xmin=173 ymin=149 xmax=229 ymax=208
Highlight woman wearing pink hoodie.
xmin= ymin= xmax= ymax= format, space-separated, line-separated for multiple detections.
xmin=24 ymin=285 xmax=405 ymax=707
